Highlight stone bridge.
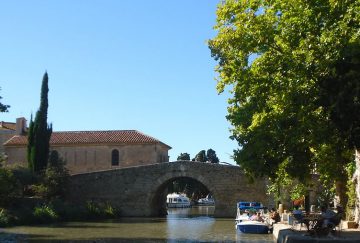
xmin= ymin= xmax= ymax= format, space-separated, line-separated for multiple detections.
xmin=67 ymin=161 xmax=270 ymax=217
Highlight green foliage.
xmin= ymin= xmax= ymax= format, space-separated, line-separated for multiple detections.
xmin=206 ymin=149 xmax=219 ymax=163
xmin=0 ymin=200 xmax=121 ymax=227
xmin=27 ymin=72 xmax=53 ymax=173
xmin=319 ymin=43 xmax=360 ymax=149
xmin=346 ymin=161 xmax=356 ymax=220
xmin=177 ymin=153 xmax=190 ymax=160
xmin=290 ymin=184 xmax=307 ymax=202
xmin=11 ymin=165 xmax=39 ymax=197
xmin=32 ymin=151 xmax=69 ymax=201
xmin=0 ymin=167 xmax=18 ymax=206
xmin=0 ymin=87 xmax=10 ymax=112
xmin=266 ymin=160 xmax=307 ymax=204
xmin=0 ymin=208 xmax=11 ymax=227
xmin=84 ymin=201 xmax=120 ymax=219
xmin=193 ymin=150 xmax=207 ymax=162
xmin=33 ymin=204 xmax=58 ymax=224
xmin=209 ymin=0 xmax=360 ymax=184
xmin=317 ymin=185 xmax=336 ymax=208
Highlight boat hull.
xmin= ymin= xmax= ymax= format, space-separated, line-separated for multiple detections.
xmin=236 ymin=222 xmax=269 ymax=234
xmin=166 ymin=202 xmax=191 ymax=208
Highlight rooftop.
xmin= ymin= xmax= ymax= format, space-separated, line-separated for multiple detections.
xmin=0 ymin=121 xmax=16 ymax=131
xmin=4 ymin=130 xmax=171 ymax=148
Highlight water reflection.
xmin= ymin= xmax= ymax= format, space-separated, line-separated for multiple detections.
xmin=167 ymin=207 xmax=216 ymax=242
xmin=2 ymin=206 xmax=275 ymax=242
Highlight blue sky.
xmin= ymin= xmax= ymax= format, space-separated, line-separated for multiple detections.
xmin=0 ymin=0 xmax=237 ymax=163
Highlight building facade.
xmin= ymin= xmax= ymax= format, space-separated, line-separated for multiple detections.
xmin=2 ymin=118 xmax=171 ymax=174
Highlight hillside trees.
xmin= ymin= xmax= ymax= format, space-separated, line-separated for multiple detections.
xmin=209 ymin=0 xmax=360 ymax=211
xmin=27 ymin=72 xmax=53 ymax=173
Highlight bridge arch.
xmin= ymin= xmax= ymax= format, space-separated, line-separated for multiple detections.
xmin=147 ymin=173 xmax=219 ymax=216
xmin=67 ymin=161 xmax=269 ymax=217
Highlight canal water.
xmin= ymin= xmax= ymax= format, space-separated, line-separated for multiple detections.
xmin=3 ymin=206 xmax=275 ymax=242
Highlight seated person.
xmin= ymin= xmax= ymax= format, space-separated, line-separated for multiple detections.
xmin=292 ymin=205 xmax=303 ymax=217
xmin=320 ymin=205 xmax=336 ymax=228
xmin=250 ymin=212 xmax=264 ymax=222
xmin=292 ymin=205 xmax=310 ymax=230
xmin=328 ymin=205 xmax=343 ymax=227
xmin=270 ymin=208 xmax=281 ymax=224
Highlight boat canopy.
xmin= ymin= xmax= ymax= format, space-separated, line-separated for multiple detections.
xmin=237 ymin=202 xmax=263 ymax=210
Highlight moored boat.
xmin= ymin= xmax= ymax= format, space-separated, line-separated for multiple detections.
xmin=197 ymin=194 xmax=215 ymax=205
xmin=235 ymin=202 xmax=270 ymax=234
xmin=166 ymin=193 xmax=191 ymax=208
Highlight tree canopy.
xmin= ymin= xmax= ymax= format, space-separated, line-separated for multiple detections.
xmin=177 ymin=153 xmax=191 ymax=161
xmin=209 ymin=0 xmax=360 ymax=184
xmin=0 ymin=87 xmax=10 ymax=112
xmin=193 ymin=150 xmax=207 ymax=162
xmin=207 ymin=149 xmax=220 ymax=163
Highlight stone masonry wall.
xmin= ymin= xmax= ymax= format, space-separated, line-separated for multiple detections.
xmin=67 ymin=161 xmax=269 ymax=217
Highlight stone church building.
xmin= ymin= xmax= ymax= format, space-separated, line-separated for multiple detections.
xmin=0 ymin=118 xmax=171 ymax=174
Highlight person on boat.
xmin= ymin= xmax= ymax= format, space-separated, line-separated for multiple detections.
xmin=250 ymin=212 xmax=264 ymax=222
xmin=270 ymin=208 xmax=280 ymax=224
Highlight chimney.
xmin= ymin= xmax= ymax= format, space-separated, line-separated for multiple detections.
xmin=15 ymin=117 xmax=27 ymax=135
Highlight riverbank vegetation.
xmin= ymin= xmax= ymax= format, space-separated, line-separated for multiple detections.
xmin=209 ymin=0 xmax=360 ymax=221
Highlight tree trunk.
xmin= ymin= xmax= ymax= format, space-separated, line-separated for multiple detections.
xmin=354 ymin=149 xmax=360 ymax=224
xmin=335 ymin=180 xmax=347 ymax=209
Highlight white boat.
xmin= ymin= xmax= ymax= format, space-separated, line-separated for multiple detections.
xmin=235 ymin=202 xmax=270 ymax=234
xmin=197 ymin=194 xmax=215 ymax=205
xmin=236 ymin=220 xmax=270 ymax=234
xmin=166 ymin=193 xmax=191 ymax=208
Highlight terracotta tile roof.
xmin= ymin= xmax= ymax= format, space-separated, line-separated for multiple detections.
xmin=4 ymin=130 xmax=171 ymax=148
xmin=0 ymin=121 xmax=16 ymax=131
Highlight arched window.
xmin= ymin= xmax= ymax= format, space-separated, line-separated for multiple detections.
xmin=111 ymin=149 xmax=119 ymax=166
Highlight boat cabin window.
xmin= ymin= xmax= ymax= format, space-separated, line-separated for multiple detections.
xmin=111 ymin=149 xmax=119 ymax=166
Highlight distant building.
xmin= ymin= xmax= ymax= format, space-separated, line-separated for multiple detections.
xmin=1 ymin=118 xmax=171 ymax=174
xmin=0 ymin=117 xmax=26 ymax=154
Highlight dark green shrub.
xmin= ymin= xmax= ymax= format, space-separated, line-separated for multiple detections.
xmin=0 ymin=208 xmax=11 ymax=227
xmin=0 ymin=167 xmax=18 ymax=206
xmin=85 ymin=201 xmax=102 ymax=219
xmin=33 ymin=205 xmax=58 ymax=224
xmin=103 ymin=202 xmax=120 ymax=218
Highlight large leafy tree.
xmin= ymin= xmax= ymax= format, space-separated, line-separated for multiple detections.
xmin=209 ymin=0 xmax=359 ymax=207
xmin=27 ymin=72 xmax=53 ymax=173
xmin=319 ymin=43 xmax=360 ymax=222
xmin=0 ymin=87 xmax=10 ymax=112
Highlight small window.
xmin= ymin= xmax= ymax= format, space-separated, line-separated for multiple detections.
xmin=111 ymin=149 xmax=119 ymax=166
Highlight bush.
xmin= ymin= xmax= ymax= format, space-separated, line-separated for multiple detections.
xmin=84 ymin=201 xmax=120 ymax=220
xmin=12 ymin=166 xmax=39 ymax=197
xmin=0 ymin=167 xmax=18 ymax=206
xmin=103 ymin=202 xmax=120 ymax=217
xmin=33 ymin=205 xmax=58 ymax=224
xmin=0 ymin=208 xmax=11 ymax=227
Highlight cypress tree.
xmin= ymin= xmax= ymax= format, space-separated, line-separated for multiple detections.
xmin=27 ymin=72 xmax=53 ymax=173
